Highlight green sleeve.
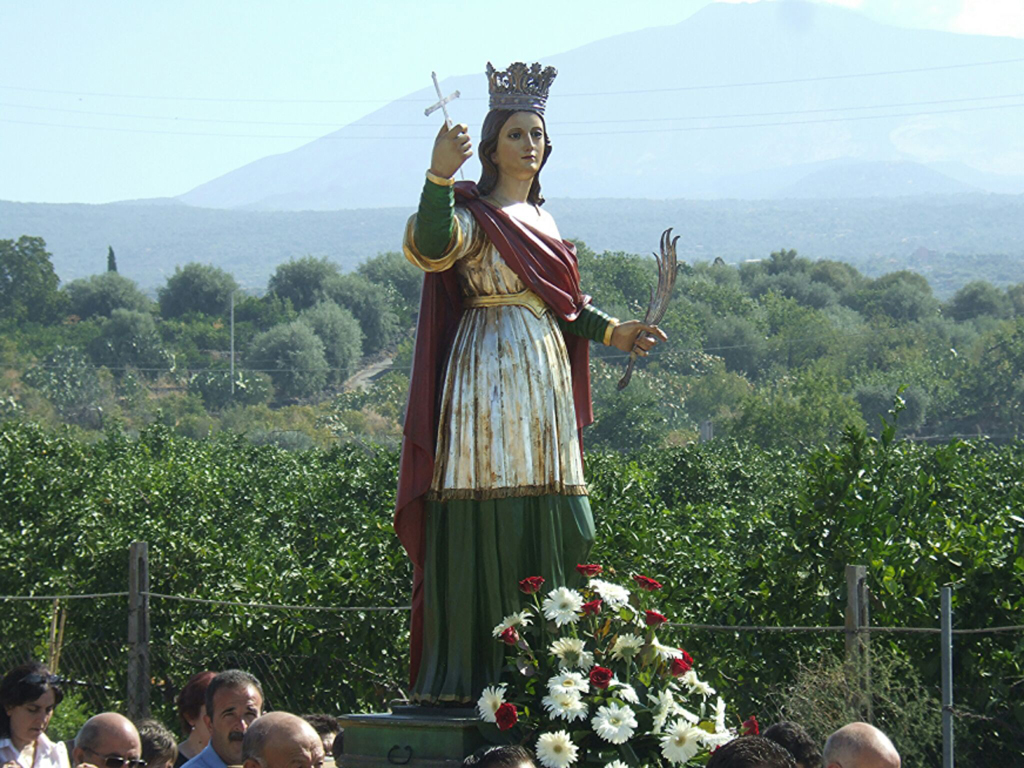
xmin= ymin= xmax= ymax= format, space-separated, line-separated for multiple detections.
xmin=557 ymin=303 xmax=616 ymax=345
xmin=412 ymin=179 xmax=455 ymax=259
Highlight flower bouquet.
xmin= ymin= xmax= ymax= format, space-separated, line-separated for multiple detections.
xmin=477 ymin=566 xmax=747 ymax=767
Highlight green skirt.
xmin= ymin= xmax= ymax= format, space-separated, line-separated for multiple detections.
xmin=411 ymin=494 xmax=595 ymax=704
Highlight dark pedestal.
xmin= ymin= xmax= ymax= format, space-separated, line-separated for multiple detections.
xmin=339 ymin=706 xmax=501 ymax=768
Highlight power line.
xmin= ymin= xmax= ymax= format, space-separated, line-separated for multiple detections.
xmin=1 ymin=57 xmax=1020 ymax=104
xmin=3 ymin=92 xmax=1022 ymax=128
xmin=4 ymin=101 xmax=1023 ymax=140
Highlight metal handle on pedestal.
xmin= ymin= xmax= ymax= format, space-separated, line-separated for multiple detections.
xmin=387 ymin=746 xmax=413 ymax=765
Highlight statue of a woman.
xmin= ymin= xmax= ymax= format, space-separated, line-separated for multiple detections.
xmin=395 ymin=62 xmax=665 ymax=705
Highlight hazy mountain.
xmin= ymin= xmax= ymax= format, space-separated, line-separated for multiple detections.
xmin=4 ymin=194 xmax=1022 ymax=298
xmin=177 ymin=1 xmax=1024 ymax=210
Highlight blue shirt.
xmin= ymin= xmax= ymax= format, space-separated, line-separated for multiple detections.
xmin=180 ymin=743 xmax=228 ymax=768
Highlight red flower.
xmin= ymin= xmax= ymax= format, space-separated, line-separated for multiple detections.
xmin=644 ymin=609 xmax=668 ymax=626
xmin=633 ymin=574 xmax=663 ymax=591
xmin=519 ymin=576 xmax=545 ymax=594
xmin=495 ymin=702 xmax=518 ymax=731
xmin=576 ymin=564 xmax=603 ymax=577
xmin=589 ymin=666 xmax=614 ymax=690
xmin=582 ymin=599 xmax=603 ymax=616
xmin=500 ymin=626 xmax=519 ymax=646
xmin=670 ymin=649 xmax=694 ymax=676
xmin=741 ymin=715 xmax=759 ymax=736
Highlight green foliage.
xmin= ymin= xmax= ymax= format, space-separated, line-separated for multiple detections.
xmin=64 ymin=272 xmax=151 ymax=319
xmin=323 ymin=273 xmax=399 ymax=355
xmin=854 ymin=384 xmax=928 ymax=434
xmin=107 ymin=246 xmax=117 ymax=273
xmin=299 ymin=301 xmax=363 ymax=385
xmin=158 ymin=263 xmax=239 ymax=318
xmin=851 ymin=271 xmax=940 ymax=323
xmin=46 ymin=687 xmax=92 ymax=743
xmin=0 ymin=236 xmax=67 ymax=324
xmin=89 ymin=309 xmax=170 ymax=376
xmin=357 ymin=251 xmax=422 ymax=327
xmin=0 ymin=422 xmax=1019 ymax=764
xmin=246 ymin=321 xmax=329 ymax=400
xmin=268 ymin=255 xmax=340 ymax=312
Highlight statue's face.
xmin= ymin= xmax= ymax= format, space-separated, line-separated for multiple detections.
xmin=490 ymin=111 xmax=546 ymax=182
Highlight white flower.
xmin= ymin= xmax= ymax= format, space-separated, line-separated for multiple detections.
xmin=682 ymin=669 xmax=715 ymax=697
xmin=591 ymin=702 xmax=638 ymax=745
xmin=492 ymin=610 xmax=533 ymax=637
xmin=702 ymin=730 xmax=734 ymax=749
xmin=714 ymin=697 xmax=727 ymax=733
xmin=610 ymin=633 xmax=645 ymax=661
xmin=650 ymin=635 xmax=683 ymax=662
xmin=660 ymin=719 xmax=705 ymax=764
xmin=649 ymin=687 xmax=678 ymax=732
xmin=609 ymin=678 xmax=639 ymax=705
xmin=677 ymin=706 xmax=700 ymax=725
xmin=536 ymin=731 xmax=578 ymax=768
xmin=477 ymin=685 xmax=505 ymax=723
xmin=589 ymin=578 xmax=630 ymax=608
xmin=549 ymin=637 xmax=594 ymax=670
xmin=542 ymin=690 xmax=589 ymax=723
xmin=605 ymin=761 xmax=630 ymax=768
xmin=547 ymin=671 xmax=590 ymax=697
xmin=543 ymin=587 xmax=584 ymax=626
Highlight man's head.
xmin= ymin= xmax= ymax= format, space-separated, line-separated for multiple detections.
xmin=242 ymin=712 xmax=324 ymax=768
xmin=823 ymin=723 xmax=900 ymax=768
xmin=203 ymin=670 xmax=264 ymax=765
xmin=462 ymin=745 xmax=535 ymax=768
xmin=136 ymin=718 xmax=178 ymax=768
xmin=73 ymin=713 xmax=143 ymax=768
xmin=762 ymin=722 xmax=822 ymax=768
xmin=705 ymin=736 xmax=797 ymax=768
xmin=300 ymin=715 xmax=339 ymax=758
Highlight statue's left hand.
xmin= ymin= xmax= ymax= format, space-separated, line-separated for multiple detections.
xmin=610 ymin=321 xmax=667 ymax=355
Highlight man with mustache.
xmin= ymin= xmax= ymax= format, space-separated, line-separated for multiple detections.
xmin=181 ymin=671 xmax=263 ymax=768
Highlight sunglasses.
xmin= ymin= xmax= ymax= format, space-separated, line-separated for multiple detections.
xmin=19 ymin=673 xmax=64 ymax=687
xmin=81 ymin=748 xmax=148 ymax=768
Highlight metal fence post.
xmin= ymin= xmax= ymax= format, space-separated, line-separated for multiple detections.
xmin=941 ymin=586 xmax=954 ymax=768
xmin=127 ymin=541 xmax=150 ymax=719
xmin=845 ymin=564 xmax=871 ymax=720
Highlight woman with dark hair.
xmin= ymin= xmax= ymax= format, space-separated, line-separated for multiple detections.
xmin=172 ymin=672 xmax=215 ymax=768
xmin=0 ymin=662 xmax=69 ymax=768
xmin=397 ymin=62 xmax=666 ymax=704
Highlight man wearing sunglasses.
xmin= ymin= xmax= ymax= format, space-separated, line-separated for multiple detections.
xmin=72 ymin=714 xmax=143 ymax=768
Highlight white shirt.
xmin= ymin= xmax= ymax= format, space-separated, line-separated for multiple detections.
xmin=0 ymin=733 xmax=71 ymax=768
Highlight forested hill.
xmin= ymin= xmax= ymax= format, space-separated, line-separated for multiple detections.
xmin=1 ymin=194 xmax=1022 ymax=296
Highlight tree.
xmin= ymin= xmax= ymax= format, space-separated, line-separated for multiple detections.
xmin=158 ymin=263 xmax=238 ymax=318
xmin=246 ymin=321 xmax=329 ymax=400
xmin=299 ymin=300 xmax=363 ymax=385
xmin=23 ymin=346 xmax=105 ymax=426
xmin=64 ymin=272 xmax=151 ymax=319
xmin=947 ymin=280 xmax=1011 ymax=322
xmin=853 ymin=384 xmax=928 ymax=435
xmin=0 ymin=236 xmax=66 ymax=323
xmin=323 ymin=273 xmax=399 ymax=354
xmin=358 ymin=251 xmax=422 ymax=306
xmin=268 ymin=256 xmax=340 ymax=312
xmin=89 ymin=309 xmax=170 ymax=375
xmin=849 ymin=271 xmax=939 ymax=323
xmin=107 ymin=246 xmax=117 ymax=273
xmin=705 ymin=315 xmax=766 ymax=378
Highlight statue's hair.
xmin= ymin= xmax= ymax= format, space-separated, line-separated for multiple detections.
xmin=476 ymin=109 xmax=552 ymax=206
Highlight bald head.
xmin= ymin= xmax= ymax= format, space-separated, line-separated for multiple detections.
xmin=73 ymin=713 xmax=142 ymax=768
xmin=823 ymin=723 xmax=900 ymax=768
xmin=242 ymin=712 xmax=325 ymax=768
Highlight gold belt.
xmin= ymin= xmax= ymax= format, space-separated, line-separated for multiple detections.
xmin=463 ymin=289 xmax=548 ymax=318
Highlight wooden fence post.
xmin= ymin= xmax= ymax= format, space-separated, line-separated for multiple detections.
xmin=127 ymin=541 xmax=150 ymax=720
xmin=845 ymin=564 xmax=871 ymax=721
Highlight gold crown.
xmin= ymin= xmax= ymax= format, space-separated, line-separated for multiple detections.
xmin=486 ymin=61 xmax=558 ymax=114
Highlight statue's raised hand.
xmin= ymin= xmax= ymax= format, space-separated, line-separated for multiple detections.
xmin=430 ymin=123 xmax=472 ymax=179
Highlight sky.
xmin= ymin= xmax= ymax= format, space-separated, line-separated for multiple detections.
xmin=0 ymin=0 xmax=1021 ymax=205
